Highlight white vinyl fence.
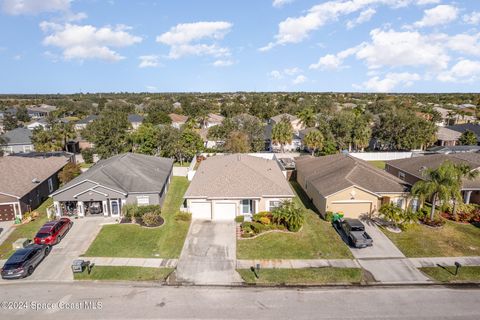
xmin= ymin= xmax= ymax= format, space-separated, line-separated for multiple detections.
xmin=348 ymin=152 xmax=413 ymax=161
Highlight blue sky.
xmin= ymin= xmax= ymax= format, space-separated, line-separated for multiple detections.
xmin=0 ymin=0 xmax=479 ymax=93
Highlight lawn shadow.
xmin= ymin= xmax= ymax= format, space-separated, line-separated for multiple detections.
xmin=436 ymin=264 xmax=455 ymax=276
xmin=289 ymin=180 xmax=320 ymax=215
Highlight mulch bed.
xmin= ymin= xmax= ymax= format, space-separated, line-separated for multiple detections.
xmin=119 ymin=216 xmax=165 ymax=228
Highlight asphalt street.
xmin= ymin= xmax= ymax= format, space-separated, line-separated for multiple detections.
xmin=0 ymin=282 xmax=479 ymax=319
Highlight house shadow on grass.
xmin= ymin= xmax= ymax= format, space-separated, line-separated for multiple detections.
xmin=290 ymin=180 xmax=320 ymax=215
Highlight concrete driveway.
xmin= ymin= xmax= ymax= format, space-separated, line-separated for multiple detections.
xmin=0 ymin=220 xmax=14 ymax=246
xmin=176 ymin=220 xmax=242 ymax=285
xmin=0 ymin=217 xmax=113 ymax=282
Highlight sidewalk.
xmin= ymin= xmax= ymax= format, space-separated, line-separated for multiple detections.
xmin=409 ymin=256 xmax=480 ymax=268
xmin=83 ymin=257 xmax=178 ymax=268
xmin=237 ymin=259 xmax=360 ymax=269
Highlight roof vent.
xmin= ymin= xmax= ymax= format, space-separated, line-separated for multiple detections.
xmin=32 ymin=178 xmax=40 ymax=183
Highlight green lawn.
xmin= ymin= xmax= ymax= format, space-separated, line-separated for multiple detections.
xmin=74 ymin=266 xmax=173 ymax=281
xmin=238 ymin=268 xmax=363 ymax=285
xmin=79 ymin=163 xmax=93 ymax=169
xmin=236 ymin=181 xmax=353 ymax=259
xmin=383 ymin=221 xmax=480 ymax=257
xmin=173 ymin=162 xmax=190 ymax=167
xmin=368 ymin=161 xmax=386 ymax=170
xmin=420 ymin=266 xmax=480 ymax=283
xmin=84 ymin=177 xmax=190 ymax=258
xmin=0 ymin=198 xmax=52 ymax=259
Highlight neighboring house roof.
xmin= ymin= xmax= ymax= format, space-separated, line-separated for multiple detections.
xmin=264 ymin=124 xmax=300 ymax=141
xmin=169 ymin=113 xmax=188 ymax=123
xmin=184 ymin=154 xmax=294 ymax=199
xmin=386 ymin=153 xmax=480 ymax=189
xmin=298 ymin=127 xmax=318 ymax=140
xmin=0 ymin=155 xmax=70 ymax=198
xmin=76 ymin=115 xmax=99 ymax=125
xmin=28 ymin=104 xmax=57 ymax=113
xmin=207 ymin=113 xmax=225 ymax=123
xmin=428 ymin=145 xmax=480 ymax=154
xmin=0 ymin=127 xmax=33 ymax=145
xmin=447 ymin=124 xmax=480 ymax=141
xmin=437 ymin=127 xmax=462 ymax=141
xmin=52 ymin=153 xmax=173 ymax=195
xmin=271 ymin=113 xmax=298 ymax=123
xmin=296 ymin=154 xmax=407 ymax=198
xmin=127 ymin=114 xmax=144 ymax=123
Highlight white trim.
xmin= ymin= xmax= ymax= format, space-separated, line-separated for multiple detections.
xmin=0 ymin=191 xmax=20 ymax=199
xmin=331 ymin=200 xmax=374 ymax=204
xmin=50 ymin=179 xmax=127 ymax=197
xmin=325 ymin=185 xmax=382 ymax=199
xmin=73 ymin=188 xmax=109 ymax=198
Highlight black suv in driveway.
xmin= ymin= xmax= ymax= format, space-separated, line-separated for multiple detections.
xmin=1 ymin=244 xmax=51 ymax=279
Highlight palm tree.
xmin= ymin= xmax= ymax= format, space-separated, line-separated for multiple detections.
xmin=303 ymin=129 xmax=324 ymax=156
xmin=297 ymin=108 xmax=316 ymax=128
xmin=272 ymin=119 xmax=293 ymax=153
xmin=411 ymin=161 xmax=460 ymax=221
xmin=451 ymin=163 xmax=479 ymax=219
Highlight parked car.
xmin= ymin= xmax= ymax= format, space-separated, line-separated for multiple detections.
xmin=33 ymin=218 xmax=73 ymax=245
xmin=334 ymin=218 xmax=373 ymax=248
xmin=1 ymin=244 xmax=51 ymax=279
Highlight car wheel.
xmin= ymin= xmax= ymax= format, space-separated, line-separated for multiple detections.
xmin=44 ymin=246 xmax=51 ymax=256
xmin=27 ymin=266 xmax=34 ymax=276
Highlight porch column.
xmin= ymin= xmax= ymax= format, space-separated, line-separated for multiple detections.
xmin=77 ymin=201 xmax=85 ymax=217
xmin=53 ymin=201 xmax=61 ymax=218
xmin=121 ymin=199 xmax=126 ymax=217
xmin=464 ymin=191 xmax=473 ymax=204
xmin=254 ymin=200 xmax=259 ymax=214
xmin=102 ymin=200 xmax=109 ymax=216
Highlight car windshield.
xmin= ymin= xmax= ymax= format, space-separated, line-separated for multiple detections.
xmin=350 ymin=226 xmax=364 ymax=231
xmin=3 ymin=263 xmax=22 ymax=270
xmin=36 ymin=232 xmax=51 ymax=239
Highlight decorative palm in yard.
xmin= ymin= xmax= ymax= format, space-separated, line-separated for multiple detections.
xmin=272 ymin=117 xmax=294 ymax=153
xmin=297 ymin=108 xmax=317 ymax=128
xmin=303 ymin=129 xmax=324 ymax=156
xmin=411 ymin=161 xmax=477 ymax=222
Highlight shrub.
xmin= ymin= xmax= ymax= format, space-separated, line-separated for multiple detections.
xmin=136 ymin=205 xmax=161 ymax=216
xmin=241 ymin=222 xmax=255 ymax=237
xmin=81 ymin=148 xmax=94 ymax=164
xmin=379 ymin=203 xmax=403 ymax=227
xmin=142 ymin=212 xmax=161 ymax=226
xmin=250 ymin=222 xmax=266 ymax=233
xmin=271 ymin=200 xmax=305 ymax=232
xmin=235 ymin=215 xmax=245 ymax=223
xmin=324 ymin=211 xmax=335 ymax=222
xmin=175 ymin=212 xmax=192 ymax=221
xmin=259 ymin=216 xmax=271 ymax=225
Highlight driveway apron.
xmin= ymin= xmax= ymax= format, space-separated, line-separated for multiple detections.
xmin=176 ymin=220 xmax=242 ymax=285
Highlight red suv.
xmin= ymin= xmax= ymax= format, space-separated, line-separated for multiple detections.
xmin=34 ymin=218 xmax=73 ymax=245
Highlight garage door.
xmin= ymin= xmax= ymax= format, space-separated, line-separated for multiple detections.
xmin=0 ymin=204 xmax=15 ymax=221
xmin=213 ymin=202 xmax=237 ymax=221
xmin=329 ymin=202 xmax=372 ymax=219
xmin=190 ymin=202 xmax=212 ymax=220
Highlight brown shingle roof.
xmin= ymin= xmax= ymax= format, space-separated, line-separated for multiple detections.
xmin=0 ymin=155 xmax=70 ymax=198
xmin=437 ymin=127 xmax=461 ymax=141
xmin=387 ymin=153 xmax=480 ymax=189
xmin=169 ymin=113 xmax=188 ymax=123
xmin=296 ymin=154 xmax=407 ymax=197
xmin=184 ymin=154 xmax=294 ymax=198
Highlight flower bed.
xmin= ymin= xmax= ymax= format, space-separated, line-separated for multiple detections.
xmin=440 ymin=204 xmax=480 ymax=224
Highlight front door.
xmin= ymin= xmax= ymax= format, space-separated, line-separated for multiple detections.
xmin=110 ymin=200 xmax=120 ymax=217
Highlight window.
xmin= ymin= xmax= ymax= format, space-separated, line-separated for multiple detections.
xmin=23 ymin=145 xmax=33 ymax=153
xmin=269 ymin=201 xmax=282 ymax=210
xmin=410 ymin=198 xmax=420 ymax=212
xmin=241 ymin=200 xmax=252 ymax=214
xmin=398 ymin=172 xmax=406 ymax=180
xmin=48 ymin=178 xmax=53 ymax=193
xmin=136 ymin=196 xmax=150 ymax=206
xmin=392 ymin=198 xmax=404 ymax=209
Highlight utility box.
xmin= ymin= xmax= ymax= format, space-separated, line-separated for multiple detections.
xmin=71 ymin=260 xmax=90 ymax=273
xmin=12 ymin=238 xmax=31 ymax=250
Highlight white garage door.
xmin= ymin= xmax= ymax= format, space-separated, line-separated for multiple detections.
xmin=190 ymin=202 xmax=212 ymax=220
xmin=213 ymin=202 xmax=236 ymax=221
xmin=329 ymin=202 xmax=372 ymax=219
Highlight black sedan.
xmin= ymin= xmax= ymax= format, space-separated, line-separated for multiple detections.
xmin=1 ymin=244 xmax=51 ymax=279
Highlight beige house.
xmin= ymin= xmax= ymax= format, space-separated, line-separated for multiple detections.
xmin=270 ymin=113 xmax=304 ymax=132
xmin=183 ymin=154 xmax=295 ymax=220
xmin=296 ymin=154 xmax=409 ymax=218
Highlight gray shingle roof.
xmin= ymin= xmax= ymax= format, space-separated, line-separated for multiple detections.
xmin=446 ymin=124 xmax=480 ymax=141
xmin=52 ymin=153 xmax=173 ymax=195
xmin=128 ymin=114 xmax=144 ymax=123
xmin=271 ymin=113 xmax=298 ymax=123
xmin=0 ymin=155 xmax=70 ymax=198
xmin=296 ymin=154 xmax=407 ymax=197
xmin=0 ymin=128 xmax=32 ymax=145
xmin=184 ymin=154 xmax=294 ymax=198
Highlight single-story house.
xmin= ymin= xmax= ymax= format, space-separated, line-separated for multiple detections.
xmin=385 ymin=153 xmax=480 ymax=205
xmin=169 ymin=113 xmax=189 ymax=129
xmin=446 ymin=124 xmax=480 ymax=144
xmin=0 ymin=153 xmax=72 ymax=221
xmin=264 ymin=124 xmax=302 ymax=152
xmin=203 ymin=113 xmax=225 ymax=128
xmin=183 ymin=154 xmax=295 ymax=221
xmin=128 ymin=114 xmax=144 ymax=130
xmin=0 ymin=127 xmax=34 ymax=155
xmin=296 ymin=154 xmax=409 ymax=218
xmin=270 ymin=113 xmax=305 ymax=132
xmin=427 ymin=145 xmax=480 ymax=154
xmin=26 ymin=119 xmax=49 ymax=131
xmin=51 ymin=153 xmax=173 ymax=218
xmin=197 ymin=127 xmax=223 ymax=149
xmin=27 ymin=104 xmax=57 ymax=119
xmin=74 ymin=115 xmax=99 ymax=131
xmin=436 ymin=126 xmax=462 ymax=147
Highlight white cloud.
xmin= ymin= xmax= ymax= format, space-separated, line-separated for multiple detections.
xmin=416 ymin=0 xmax=440 ymax=5
xmin=156 ymin=21 xmax=232 ymax=59
xmin=444 ymin=33 xmax=480 ymax=57
xmin=146 ymin=85 xmax=157 ymax=92
xmin=347 ymin=8 xmax=376 ymax=29
xmin=212 ymin=59 xmax=234 ymax=67
xmin=261 ymin=0 xmax=428 ymax=50
xmin=139 ymin=55 xmax=161 ymax=68
xmin=355 ymin=29 xmax=449 ymax=70
xmin=40 ymin=22 xmax=142 ymax=61
xmin=292 ymin=75 xmax=307 ymax=85
xmin=464 ymin=12 xmax=480 ymax=25
xmin=272 ymin=0 xmax=294 ymax=8
xmin=1 ymin=0 xmax=70 ymax=15
xmin=310 ymin=46 xmax=360 ymax=70
xmin=269 ymin=70 xmax=283 ymax=79
xmin=438 ymin=60 xmax=480 ymax=82
xmin=359 ymin=72 xmax=421 ymax=92
xmin=412 ymin=5 xmax=458 ymax=28
xmin=269 ymin=67 xmax=302 ymax=79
